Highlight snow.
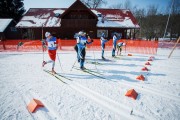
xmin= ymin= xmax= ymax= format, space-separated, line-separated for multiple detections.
xmin=16 ymin=8 xmax=63 ymax=28
xmin=0 ymin=48 xmax=180 ymax=120
xmin=0 ymin=19 xmax=12 ymax=32
xmin=16 ymin=8 xmax=139 ymax=28
xmin=16 ymin=16 xmax=61 ymax=28
xmin=53 ymin=10 xmax=65 ymax=14
xmin=97 ymin=18 xmax=139 ymax=28
xmin=46 ymin=17 xmax=61 ymax=27
xmin=92 ymin=9 xmax=139 ymax=28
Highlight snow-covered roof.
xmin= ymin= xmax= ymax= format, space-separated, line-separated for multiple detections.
xmin=16 ymin=8 xmax=65 ymax=28
xmin=92 ymin=9 xmax=140 ymax=28
xmin=0 ymin=19 xmax=13 ymax=32
xmin=16 ymin=8 xmax=139 ymax=28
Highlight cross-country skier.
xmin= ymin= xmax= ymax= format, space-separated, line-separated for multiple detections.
xmin=116 ymin=42 xmax=126 ymax=55
xmin=112 ymin=33 xmax=122 ymax=57
xmin=17 ymin=42 xmax=23 ymax=50
xmin=76 ymin=31 xmax=93 ymax=70
xmin=100 ymin=32 xmax=109 ymax=59
xmin=42 ymin=32 xmax=58 ymax=74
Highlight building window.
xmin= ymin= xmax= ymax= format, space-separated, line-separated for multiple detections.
xmin=54 ymin=13 xmax=60 ymax=17
xmin=10 ymin=27 xmax=17 ymax=32
xmin=97 ymin=30 xmax=108 ymax=38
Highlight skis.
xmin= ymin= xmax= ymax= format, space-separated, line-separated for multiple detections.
xmin=43 ymin=69 xmax=72 ymax=84
xmin=107 ymin=56 xmax=122 ymax=60
xmin=97 ymin=58 xmax=113 ymax=62
xmin=56 ymin=73 xmax=73 ymax=81
xmin=73 ymin=66 xmax=103 ymax=75
xmin=86 ymin=61 xmax=103 ymax=65
xmin=73 ymin=67 xmax=106 ymax=79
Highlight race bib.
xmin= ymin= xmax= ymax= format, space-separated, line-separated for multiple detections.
xmin=48 ymin=41 xmax=56 ymax=48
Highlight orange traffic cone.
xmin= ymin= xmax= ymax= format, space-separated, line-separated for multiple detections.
xmin=136 ymin=74 xmax=145 ymax=81
xmin=141 ymin=67 xmax=148 ymax=71
xmin=27 ymin=99 xmax=44 ymax=113
xmin=125 ymin=89 xmax=138 ymax=100
xmin=145 ymin=62 xmax=151 ymax=65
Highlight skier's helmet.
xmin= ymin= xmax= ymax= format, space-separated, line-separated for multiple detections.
xmin=78 ymin=31 xmax=86 ymax=36
xmin=45 ymin=32 xmax=51 ymax=38
xmin=101 ymin=32 xmax=105 ymax=37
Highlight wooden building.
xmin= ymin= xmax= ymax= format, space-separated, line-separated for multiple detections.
xmin=0 ymin=19 xmax=21 ymax=40
xmin=16 ymin=0 xmax=139 ymax=39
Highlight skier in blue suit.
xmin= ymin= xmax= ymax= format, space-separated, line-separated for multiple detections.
xmin=116 ymin=42 xmax=126 ymax=55
xmin=76 ymin=31 xmax=93 ymax=70
xmin=112 ymin=33 xmax=122 ymax=57
xmin=100 ymin=32 xmax=109 ymax=59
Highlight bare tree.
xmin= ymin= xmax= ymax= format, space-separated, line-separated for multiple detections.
xmin=167 ymin=0 xmax=180 ymax=39
xmin=124 ymin=0 xmax=132 ymax=10
xmin=108 ymin=0 xmax=178 ymax=40
xmin=81 ymin=0 xmax=107 ymax=8
xmin=110 ymin=3 xmax=123 ymax=9
xmin=109 ymin=0 xmax=132 ymax=10
xmin=143 ymin=5 xmax=158 ymax=40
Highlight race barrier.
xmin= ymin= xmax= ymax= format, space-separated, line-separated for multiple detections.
xmin=0 ymin=39 xmax=159 ymax=54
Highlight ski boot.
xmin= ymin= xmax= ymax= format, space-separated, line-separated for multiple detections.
xmin=51 ymin=68 xmax=56 ymax=74
xmin=80 ymin=66 xmax=86 ymax=70
xmin=42 ymin=61 xmax=47 ymax=67
xmin=102 ymin=56 xmax=105 ymax=60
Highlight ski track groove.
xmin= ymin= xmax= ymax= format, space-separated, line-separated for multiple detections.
xmin=71 ymin=66 xmax=180 ymax=105
xmin=27 ymin=92 xmax=62 ymax=120
xmin=53 ymin=74 xmax=155 ymax=120
xmin=102 ymin=55 xmax=180 ymax=105
xmin=14 ymin=79 xmax=62 ymax=120
xmin=69 ymin=82 xmax=135 ymax=120
xmin=31 ymin=61 xmax=180 ymax=119
xmin=118 ymin=80 xmax=180 ymax=105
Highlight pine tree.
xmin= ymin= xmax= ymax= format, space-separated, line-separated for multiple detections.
xmin=0 ymin=0 xmax=26 ymax=22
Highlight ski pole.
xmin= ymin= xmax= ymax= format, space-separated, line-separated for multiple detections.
xmin=57 ymin=52 xmax=64 ymax=72
xmin=70 ymin=57 xmax=77 ymax=71
xmin=90 ymin=37 xmax=98 ymax=72
xmin=42 ymin=24 xmax=44 ymax=62
xmin=70 ymin=44 xmax=84 ymax=71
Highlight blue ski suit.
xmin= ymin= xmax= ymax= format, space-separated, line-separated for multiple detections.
xmin=117 ymin=42 xmax=124 ymax=55
xmin=112 ymin=34 xmax=121 ymax=56
xmin=100 ymin=35 xmax=108 ymax=58
xmin=76 ymin=36 xmax=92 ymax=68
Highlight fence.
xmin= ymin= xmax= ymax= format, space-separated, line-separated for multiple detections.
xmin=0 ymin=39 xmax=159 ymax=54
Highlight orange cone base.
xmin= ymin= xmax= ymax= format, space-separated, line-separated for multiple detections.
xmin=128 ymin=54 xmax=132 ymax=56
xmin=136 ymin=74 xmax=145 ymax=81
xmin=27 ymin=99 xmax=44 ymax=113
xmin=145 ymin=62 xmax=151 ymax=65
xmin=142 ymin=67 xmax=148 ymax=71
xmin=125 ymin=89 xmax=138 ymax=100
xmin=148 ymin=58 xmax=153 ymax=61
xmin=150 ymin=56 xmax=155 ymax=59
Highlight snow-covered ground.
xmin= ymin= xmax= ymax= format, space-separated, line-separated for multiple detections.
xmin=0 ymin=48 xmax=180 ymax=120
